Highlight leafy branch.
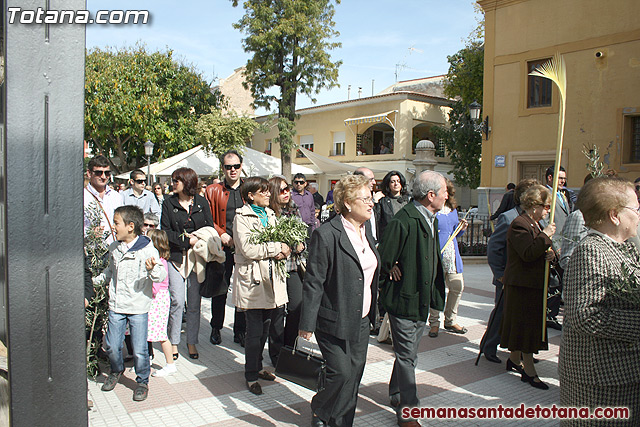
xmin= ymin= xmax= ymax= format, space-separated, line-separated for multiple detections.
xmin=248 ymin=215 xmax=308 ymax=278
xmin=581 ymin=143 xmax=605 ymax=178
xmin=84 ymin=202 xmax=110 ymax=378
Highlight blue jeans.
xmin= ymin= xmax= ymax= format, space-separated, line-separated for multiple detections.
xmin=105 ymin=310 xmax=150 ymax=384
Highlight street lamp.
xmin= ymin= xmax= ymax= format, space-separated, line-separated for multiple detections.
xmin=469 ymin=101 xmax=491 ymax=141
xmin=144 ymin=140 xmax=154 ymax=186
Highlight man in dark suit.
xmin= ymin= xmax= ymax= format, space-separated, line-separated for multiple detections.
xmin=481 ymin=178 xmax=538 ymax=363
xmin=490 ymin=182 xmax=516 ymax=220
xmin=378 ymin=170 xmax=447 ymax=427
xmin=542 ymin=165 xmax=569 ymax=235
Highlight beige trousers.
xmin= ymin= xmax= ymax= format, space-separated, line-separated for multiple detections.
xmin=428 ymin=272 xmax=464 ymax=328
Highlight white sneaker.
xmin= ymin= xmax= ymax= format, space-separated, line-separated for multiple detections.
xmin=152 ymin=363 xmax=177 ymax=377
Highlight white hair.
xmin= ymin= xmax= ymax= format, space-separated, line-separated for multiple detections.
xmin=412 ymin=170 xmax=444 ymax=201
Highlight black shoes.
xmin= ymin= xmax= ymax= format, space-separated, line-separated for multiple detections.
xmin=521 ymin=371 xmax=549 ymax=390
xmin=311 ymin=412 xmax=327 ymax=427
xmin=247 ymin=381 xmax=263 ymax=395
xmin=258 ymin=370 xmax=276 ymax=381
xmin=484 ymin=354 xmax=501 ymax=364
xmin=506 ymin=358 xmax=524 ymax=374
xmin=101 ymin=371 xmax=122 ymax=392
xmin=234 ymin=332 xmax=246 ymax=348
xmin=210 ymin=328 xmax=222 ymax=345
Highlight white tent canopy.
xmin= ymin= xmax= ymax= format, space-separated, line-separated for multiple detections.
xmin=298 ymin=147 xmax=387 ymax=174
xmin=116 ymin=146 xmax=318 ymax=180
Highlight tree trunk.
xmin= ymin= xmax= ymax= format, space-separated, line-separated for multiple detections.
xmin=114 ymin=135 xmax=130 ymax=173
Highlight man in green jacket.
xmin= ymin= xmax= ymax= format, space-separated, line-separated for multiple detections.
xmin=378 ymin=170 xmax=447 ymax=427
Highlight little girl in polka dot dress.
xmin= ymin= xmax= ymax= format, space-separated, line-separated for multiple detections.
xmin=146 ymin=229 xmax=176 ymax=377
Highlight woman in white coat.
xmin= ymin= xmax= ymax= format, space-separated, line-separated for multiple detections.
xmin=232 ymin=177 xmax=291 ymax=395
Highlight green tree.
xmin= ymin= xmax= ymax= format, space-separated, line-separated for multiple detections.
xmin=195 ymin=108 xmax=258 ymax=158
xmin=85 ymin=44 xmax=221 ymax=172
xmin=433 ymin=41 xmax=484 ymax=188
xmin=232 ymin=0 xmax=342 ymax=178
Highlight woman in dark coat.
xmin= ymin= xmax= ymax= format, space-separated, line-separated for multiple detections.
xmin=299 ymin=174 xmax=380 ymax=427
xmin=268 ymin=176 xmax=307 ymax=353
xmin=375 ymin=170 xmax=410 ymax=237
xmin=160 ymin=167 xmax=213 ymax=360
xmin=500 ymin=184 xmax=556 ymax=390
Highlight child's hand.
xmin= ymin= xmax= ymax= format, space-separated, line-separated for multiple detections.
xmin=145 ymin=257 xmax=157 ymax=271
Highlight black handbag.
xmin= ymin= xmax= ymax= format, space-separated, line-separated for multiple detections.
xmin=275 ymin=337 xmax=326 ymax=392
xmin=547 ymin=262 xmax=563 ymax=318
xmin=199 ymin=261 xmax=227 ymax=298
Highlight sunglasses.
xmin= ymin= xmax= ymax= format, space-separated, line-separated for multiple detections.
xmin=171 ymin=178 xmax=180 ymax=183
xmin=293 ymin=180 xmax=305 ymax=185
xmin=143 ymin=223 xmax=157 ymax=228
xmin=133 ymin=179 xmax=146 ymax=184
xmin=201 ymin=185 xmax=207 ymax=189
xmin=279 ymin=186 xmax=291 ymax=195
xmin=224 ymin=164 xmax=241 ymax=171
xmin=92 ymin=169 xmax=111 ymax=177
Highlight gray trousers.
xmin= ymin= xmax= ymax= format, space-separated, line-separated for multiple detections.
xmin=312 ymin=317 xmax=370 ymax=427
xmin=167 ymin=262 xmax=202 ymax=345
xmin=388 ymin=314 xmax=426 ymax=420
xmin=167 ymin=261 xmax=186 ymax=345
xmin=185 ymin=271 xmax=202 ymax=345
xmin=482 ymin=281 xmax=504 ymax=358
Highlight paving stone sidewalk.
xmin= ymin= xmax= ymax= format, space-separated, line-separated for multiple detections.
xmin=89 ymin=264 xmax=563 ymax=426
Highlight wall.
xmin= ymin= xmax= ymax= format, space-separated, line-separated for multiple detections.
xmin=480 ymin=0 xmax=640 ymax=196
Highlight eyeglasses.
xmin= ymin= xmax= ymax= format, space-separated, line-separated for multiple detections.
xmin=293 ymin=180 xmax=305 ymax=185
xmin=224 ymin=164 xmax=241 ymax=171
xmin=143 ymin=223 xmax=157 ymax=228
xmin=279 ymin=186 xmax=291 ymax=195
xmin=624 ymin=206 xmax=640 ymax=215
xmin=133 ymin=179 xmax=146 ymax=184
xmin=91 ymin=169 xmax=111 ymax=177
xmin=355 ymin=196 xmax=374 ymax=204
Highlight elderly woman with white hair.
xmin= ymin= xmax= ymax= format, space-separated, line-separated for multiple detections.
xmin=299 ymin=174 xmax=380 ymax=427
xmin=560 ymin=177 xmax=640 ymax=426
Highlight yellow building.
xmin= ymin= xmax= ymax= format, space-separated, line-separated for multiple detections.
xmin=478 ymin=0 xmax=640 ymax=213
xmin=249 ymin=78 xmax=455 ymax=196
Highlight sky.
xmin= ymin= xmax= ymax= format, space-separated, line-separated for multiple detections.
xmin=85 ymin=1 xmax=480 ymax=111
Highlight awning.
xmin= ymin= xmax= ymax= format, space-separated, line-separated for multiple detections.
xmin=344 ymin=110 xmax=397 ymax=131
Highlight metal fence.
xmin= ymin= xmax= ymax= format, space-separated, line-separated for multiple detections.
xmin=456 ymin=212 xmax=492 ymax=256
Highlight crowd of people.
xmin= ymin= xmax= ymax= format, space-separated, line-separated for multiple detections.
xmin=483 ymin=168 xmax=640 ymax=425
xmin=84 ymin=151 xmax=639 ymax=426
